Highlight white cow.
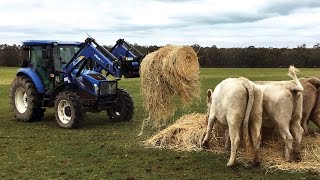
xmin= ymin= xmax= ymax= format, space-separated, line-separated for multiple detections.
xmin=202 ymin=77 xmax=263 ymax=167
xmin=255 ymin=66 xmax=304 ymax=162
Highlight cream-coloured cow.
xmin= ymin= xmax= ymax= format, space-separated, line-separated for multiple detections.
xmin=202 ymin=77 xmax=263 ymax=167
xmin=255 ymin=66 xmax=304 ymax=162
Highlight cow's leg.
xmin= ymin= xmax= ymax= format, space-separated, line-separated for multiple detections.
xmin=291 ymin=92 xmax=303 ymax=161
xmin=202 ymin=115 xmax=217 ymax=148
xmin=277 ymin=124 xmax=294 ymax=161
xmin=301 ymin=112 xmax=310 ymax=136
xmin=224 ymin=128 xmax=230 ymax=151
xmin=290 ymin=121 xmax=304 ymax=162
xmin=250 ymin=117 xmax=262 ymax=166
xmin=227 ymin=117 xmax=241 ymax=167
xmin=249 ymin=89 xmax=263 ymax=166
xmin=311 ymin=114 xmax=320 ymax=130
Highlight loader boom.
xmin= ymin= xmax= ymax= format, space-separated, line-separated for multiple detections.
xmin=65 ymin=37 xmax=144 ymax=78
xmin=65 ymin=37 xmax=121 ymax=78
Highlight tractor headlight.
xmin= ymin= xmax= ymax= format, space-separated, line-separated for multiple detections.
xmin=99 ymin=81 xmax=117 ymax=95
xmin=94 ymin=84 xmax=99 ymax=95
xmin=108 ymin=82 xmax=117 ymax=94
xmin=126 ymin=57 xmax=134 ymax=61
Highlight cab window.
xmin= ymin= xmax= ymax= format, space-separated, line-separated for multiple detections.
xmin=30 ymin=46 xmax=44 ymax=69
xmin=53 ymin=46 xmax=79 ymax=71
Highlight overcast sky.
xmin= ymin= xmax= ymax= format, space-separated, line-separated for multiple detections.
xmin=0 ymin=0 xmax=319 ymax=48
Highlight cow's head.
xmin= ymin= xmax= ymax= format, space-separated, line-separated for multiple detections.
xmin=206 ymin=89 xmax=213 ymax=118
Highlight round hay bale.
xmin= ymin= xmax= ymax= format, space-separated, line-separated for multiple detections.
xmin=143 ymin=113 xmax=320 ymax=172
xmin=140 ymin=51 xmax=175 ymax=128
xmin=161 ymin=46 xmax=200 ymax=104
xmin=140 ymin=45 xmax=200 ymax=130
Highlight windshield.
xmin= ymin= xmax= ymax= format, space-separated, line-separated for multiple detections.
xmin=53 ymin=45 xmax=80 ymax=71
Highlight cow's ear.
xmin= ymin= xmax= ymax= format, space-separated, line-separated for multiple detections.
xmin=207 ymin=89 xmax=212 ymax=103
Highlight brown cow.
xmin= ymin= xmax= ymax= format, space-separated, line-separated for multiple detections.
xmin=299 ymin=77 xmax=320 ymax=135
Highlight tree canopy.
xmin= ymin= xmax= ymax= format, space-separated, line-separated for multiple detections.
xmin=1 ymin=43 xmax=320 ymax=68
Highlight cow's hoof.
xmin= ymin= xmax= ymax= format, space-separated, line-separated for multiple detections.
xmin=285 ymin=157 xmax=292 ymax=162
xmin=202 ymin=140 xmax=209 ymax=149
xmin=293 ymin=152 xmax=302 ymax=162
xmin=227 ymin=161 xmax=236 ymax=167
xmin=295 ymin=158 xmax=301 ymax=162
xmin=284 ymin=154 xmax=291 ymax=162
xmin=252 ymin=159 xmax=261 ymax=167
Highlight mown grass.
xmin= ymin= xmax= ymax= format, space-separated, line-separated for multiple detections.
xmin=0 ymin=67 xmax=319 ymax=179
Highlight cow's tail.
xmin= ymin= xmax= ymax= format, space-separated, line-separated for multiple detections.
xmin=240 ymin=77 xmax=254 ymax=151
xmin=289 ymin=66 xmax=304 ymax=137
xmin=291 ymin=91 xmax=303 ymax=134
xmin=288 ymin=65 xmax=303 ymax=126
xmin=288 ymin=65 xmax=304 ymax=91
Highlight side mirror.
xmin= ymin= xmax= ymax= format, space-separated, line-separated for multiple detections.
xmin=20 ymin=59 xmax=30 ymax=67
xmin=22 ymin=46 xmax=30 ymax=51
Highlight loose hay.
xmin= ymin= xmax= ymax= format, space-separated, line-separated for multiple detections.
xmin=143 ymin=113 xmax=320 ymax=172
xmin=143 ymin=113 xmax=225 ymax=152
xmin=140 ymin=45 xmax=200 ymax=129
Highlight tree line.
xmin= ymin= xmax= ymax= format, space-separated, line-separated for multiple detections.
xmin=1 ymin=43 xmax=320 ymax=68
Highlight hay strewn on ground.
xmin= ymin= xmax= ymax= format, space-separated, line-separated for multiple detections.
xmin=143 ymin=113 xmax=320 ymax=172
xmin=140 ymin=45 xmax=200 ymax=129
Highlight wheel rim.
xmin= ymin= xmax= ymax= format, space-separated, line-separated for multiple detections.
xmin=15 ymin=87 xmax=28 ymax=113
xmin=109 ymin=110 xmax=121 ymax=118
xmin=57 ymin=100 xmax=72 ymax=124
xmin=110 ymin=100 xmax=123 ymax=118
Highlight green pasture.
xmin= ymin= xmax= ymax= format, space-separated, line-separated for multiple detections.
xmin=0 ymin=67 xmax=319 ymax=179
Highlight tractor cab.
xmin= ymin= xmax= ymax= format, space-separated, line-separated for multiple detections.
xmin=22 ymin=40 xmax=83 ymax=91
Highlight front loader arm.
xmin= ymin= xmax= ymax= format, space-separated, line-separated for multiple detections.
xmin=108 ymin=39 xmax=144 ymax=78
xmin=66 ymin=37 xmax=122 ymax=78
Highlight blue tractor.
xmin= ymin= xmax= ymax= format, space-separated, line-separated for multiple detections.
xmin=10 ymin=37 xmax=144 ymax=128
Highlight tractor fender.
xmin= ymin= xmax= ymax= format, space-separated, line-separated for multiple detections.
xmin=49 ymin=83 xmax=77 ymax=106
xmin=17 ymin=68 xmax=45 ymax=93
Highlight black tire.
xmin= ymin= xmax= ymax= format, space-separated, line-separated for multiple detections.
xmin=107 ymin=89 xmax=134 ymax=121
xmin=54 ymin=91 xmax=83 ymax=129
xmin=9 ymin=75 xmax=44 ymax=122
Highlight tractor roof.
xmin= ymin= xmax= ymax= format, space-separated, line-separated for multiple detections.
xmin=22 ymin=40 xmax=83 ymax=46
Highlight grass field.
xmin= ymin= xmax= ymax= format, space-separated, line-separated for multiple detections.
xmin=0 ymin=67 xmax=320 ymax=179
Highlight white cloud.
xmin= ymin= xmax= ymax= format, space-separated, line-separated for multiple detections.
xmin=0 ymin=0 xmax=319 ymax=47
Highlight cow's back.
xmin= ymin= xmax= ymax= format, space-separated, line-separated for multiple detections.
xmin=260 ymin=85 xmax=294 ymax=127
xmin=213 ymin=78 xmax=248 ymax=125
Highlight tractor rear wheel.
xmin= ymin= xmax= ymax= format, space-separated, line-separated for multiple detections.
xmin=10 ymin=75 xmax=44 ymax=122
xmin=54 ymin=91 xmax=83 ymax=129
xmin=107 ymin=89 xmax=134 ymax=121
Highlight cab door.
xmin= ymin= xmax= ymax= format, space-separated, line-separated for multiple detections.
xmin=30 ymin=46 xmax=54 ymax=91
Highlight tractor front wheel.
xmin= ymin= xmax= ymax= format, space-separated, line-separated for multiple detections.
xmin=54 ymin=91 xmax=83 ymax=128
xmin=107 ymin=89 xmax=134 ymax=121
xmin=10 ymin=75 xmax=44 ymax=122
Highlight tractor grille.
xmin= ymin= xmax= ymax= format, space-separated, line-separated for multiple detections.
xmin=99 ymin=81 xmax=117 ymax=96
